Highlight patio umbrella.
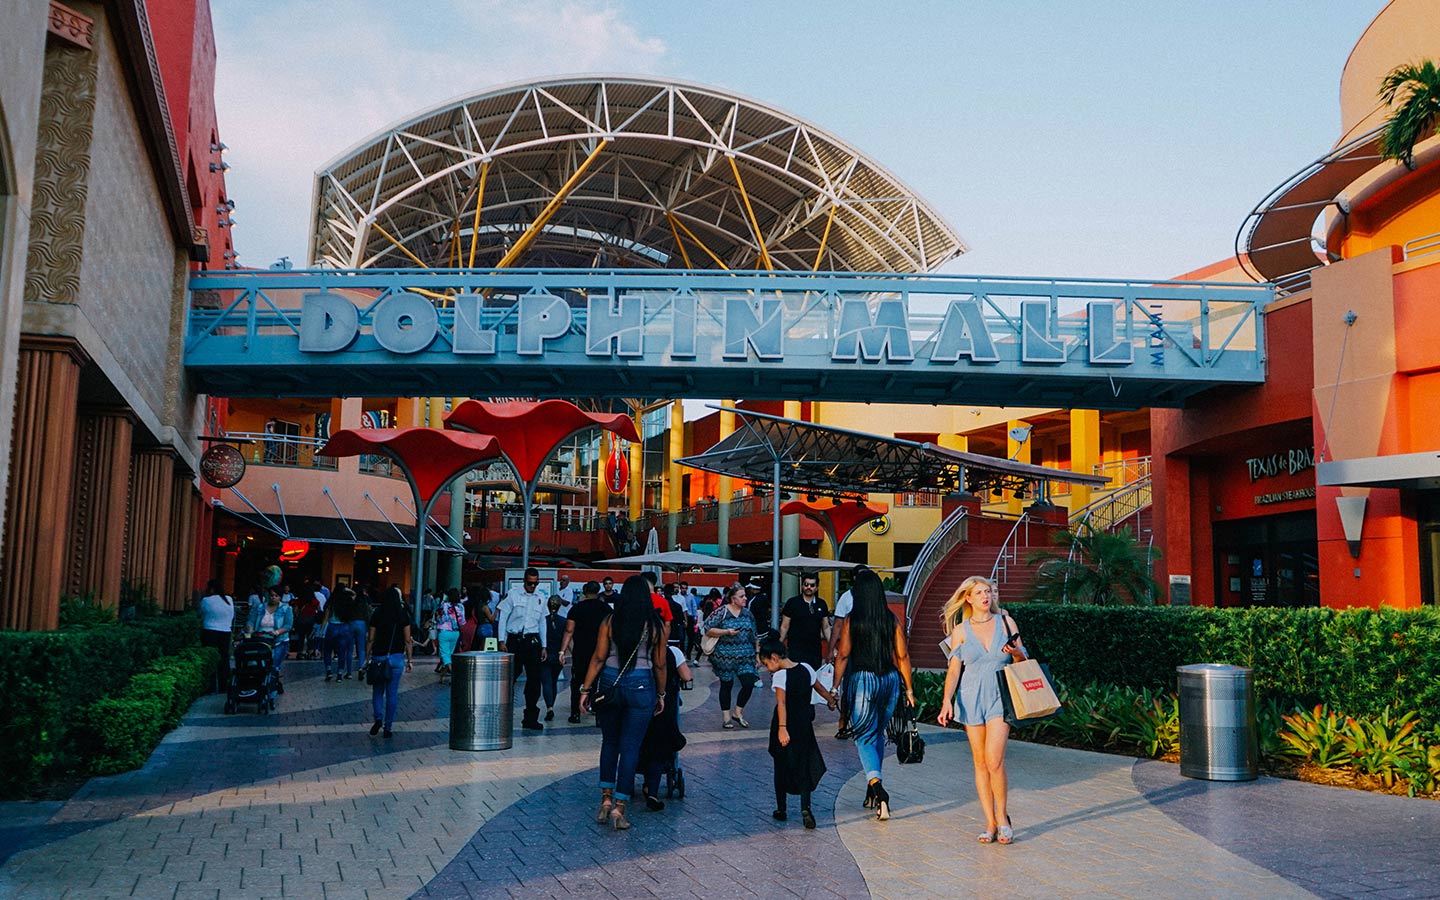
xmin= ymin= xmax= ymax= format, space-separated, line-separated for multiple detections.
xmin=644 ymin=527 xmax=659 ymax=554
xmin=761 ymin=554 xmax=862 ymax=574
xmin=883 ymin=564 xmax=913 ymax=574
xmin=599 ymin=550 xmax=765 ymax=572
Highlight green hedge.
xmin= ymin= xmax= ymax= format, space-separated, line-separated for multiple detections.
xmin=0 ymin=614 xmax=200 ymax=795
xmin=73 ymin=646 xmax=217 ymax=776
xmin=1008 ymin=604 xmax=1440 ymax=727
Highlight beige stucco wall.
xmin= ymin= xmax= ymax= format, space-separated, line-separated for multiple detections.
xmin=0 ymin=0 xmax=49 ymax=552
xmin=18 ymin=2 xmax=200 ymax=469
xmin=1339 ymin=0 xmax=1440 ymax=145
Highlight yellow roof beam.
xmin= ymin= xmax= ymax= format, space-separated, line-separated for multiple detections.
xmin=371 ymin=221 xmax=428 ymax=269
xmin=467 ymin=161 xmax=490 ymax=269
xmin=728 ymin=155 xmax=773 ymax=271
xmin=493 ymin=140 xmax=609 ymax=270
xmin=813 ymin=203 xmax=837 ymax=271
xmin=668 ymin=213 xmax=729 ymax=270
xmin=665 ymin=212 xmax=694 ymax=269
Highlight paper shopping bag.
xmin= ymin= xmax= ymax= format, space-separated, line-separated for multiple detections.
xmin=998 ymin=659 xmax=1062 ymax=722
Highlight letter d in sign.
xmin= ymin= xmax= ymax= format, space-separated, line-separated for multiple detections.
xmin=299 ymin=294 xmax=359 ymax=352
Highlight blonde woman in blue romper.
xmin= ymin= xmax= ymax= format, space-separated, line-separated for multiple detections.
xmin=937 ymin=576 xmax=1028 ymax=845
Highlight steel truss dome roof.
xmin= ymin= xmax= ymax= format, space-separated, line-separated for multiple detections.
xmin=310 ymin=76 xmax=967 ymax=273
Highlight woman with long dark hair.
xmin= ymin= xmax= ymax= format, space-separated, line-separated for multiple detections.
xmin=366 ymin=587 xmax=413 ymax=738
xmin=830 ymin=569 xmax=914 ymax=821
xmin=580 ymin=575 xmax=667 ymax=830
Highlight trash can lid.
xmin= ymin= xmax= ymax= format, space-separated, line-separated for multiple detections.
xmin=1176 ymin=663 xmax=1251 ymax=676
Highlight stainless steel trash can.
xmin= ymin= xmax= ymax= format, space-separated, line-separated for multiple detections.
xmin=1177 ymin=663 xmax=1257 ymax=781
xmin=451 ymin=651 xmax=513 ymax=751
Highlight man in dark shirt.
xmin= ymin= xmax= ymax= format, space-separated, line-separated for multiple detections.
xmin=780 ymin=572 xmax=830 ymax=668
xmin=748 ymin=580 xmax=774 ymax=641
xmin=561 ymin=581 xmax=611 ymax=723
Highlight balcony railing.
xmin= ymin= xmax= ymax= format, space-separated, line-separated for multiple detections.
xmin=228 ymin=432 xmax=336 ymax=470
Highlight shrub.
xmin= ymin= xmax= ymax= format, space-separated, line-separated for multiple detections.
xmin=0 ymin=614 xmax=199 ymax=796
xmin=59 ymin=593 xmax=116 ymax=628
xmin=1007 ymin=604 xmax=1440 ymax=729
xmin=74 ymin=646 xmax=217 ymax=776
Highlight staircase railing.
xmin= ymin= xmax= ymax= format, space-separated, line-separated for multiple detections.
xmin=1068 ymin=473 xmax=1152 ymax=532
xmin=990 ymin=513 xmax=1032 ymax=583
xmin=903 ymin=507 xmax=969 ymax=631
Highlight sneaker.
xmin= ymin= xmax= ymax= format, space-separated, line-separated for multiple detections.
xmin=521 ymin=720 xmax=544 ymax=731
xmin=567 ymin=714 xmax=582 ymax=724
xmin=802 ymin=809 xmax=816 ymax=830
xmin=772 ymin=809 xmax=787 ymax=822
xmin=324 ymin=674 xmax=332 ymax=682
xmin=544 ymin=708 xmax=555 ymax=721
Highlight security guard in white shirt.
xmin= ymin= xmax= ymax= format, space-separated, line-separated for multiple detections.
xmin=498 ymin=567 xmax=549 ymax=730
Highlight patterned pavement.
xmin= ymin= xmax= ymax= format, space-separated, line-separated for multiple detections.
xmin=1 ymin=655 xmax=1437 ymax=900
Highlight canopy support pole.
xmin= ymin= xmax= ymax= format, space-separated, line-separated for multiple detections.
xmin=771 ymin=458 xmax=782 ymax=633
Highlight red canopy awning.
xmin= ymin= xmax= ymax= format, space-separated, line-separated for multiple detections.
xmin=781 ymin=498 xmax=889 ymax=547
xmin=445 ymin=400 xmax=640 ymax=485
xmin=319 ymin=428 xmax=500 ymax=502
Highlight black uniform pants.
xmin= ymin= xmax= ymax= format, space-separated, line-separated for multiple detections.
xmin=508 ymin=632 xmax=543 ymax=720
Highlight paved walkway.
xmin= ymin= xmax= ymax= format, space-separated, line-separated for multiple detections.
xmin=2 ymin=656 xmax=1438 ymax=900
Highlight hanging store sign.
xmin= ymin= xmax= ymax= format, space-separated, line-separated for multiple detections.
xmin=605 ymin=443 xmax=629 ymax=494
xmin=200 ymin=443 xmax=246 ymax=488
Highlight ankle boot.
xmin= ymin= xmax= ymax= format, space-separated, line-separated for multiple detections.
xmin=610 ymin=799 xmax=631 ymax=830
xmin=596 ymin=788 xmax=614 ymax=824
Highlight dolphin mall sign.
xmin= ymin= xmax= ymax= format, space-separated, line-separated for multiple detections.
xmin=185 ymin=269 xmax=1270 ymax=407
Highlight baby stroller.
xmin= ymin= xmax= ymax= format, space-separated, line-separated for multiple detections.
xmin=224 ymin=634 xmax=279 ymax=714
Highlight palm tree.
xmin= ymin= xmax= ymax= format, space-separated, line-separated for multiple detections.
xmin=1028 ymin=525 xmax=1159 ymax=606
xmin=1378 ymin=60 xmax=1440 ymax=167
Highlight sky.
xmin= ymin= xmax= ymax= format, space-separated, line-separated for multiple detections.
xmin=212 ymin=1 xmax=1386 ymax=282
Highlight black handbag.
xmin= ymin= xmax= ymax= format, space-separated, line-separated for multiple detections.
xmin=365 ymin=622 xmax=398 ymax=685
xmin=590 ymin=624 xmax=646 ymax=713
xmin=888 ymin=698 xmax=926 ymax=764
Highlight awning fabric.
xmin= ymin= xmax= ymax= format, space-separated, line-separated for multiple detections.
xmin=445 ymin=400 xmax=639 ymax=484
xmin=678 ymin=408 xmax=1109 ymax=499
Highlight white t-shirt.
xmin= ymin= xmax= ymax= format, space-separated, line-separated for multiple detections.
xmin=771 ymin=662 xmax=818 ymax=693
xmin=833 ymin=590 xmax=853 ymax=619
xmin=555 ymin=582 xmax=579 ymax=613
xmin=199 ymin=594 xmax=234 ymax=631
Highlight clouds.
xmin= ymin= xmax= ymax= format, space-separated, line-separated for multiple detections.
xmin=213 ymin=0 xmax=666 ymax=267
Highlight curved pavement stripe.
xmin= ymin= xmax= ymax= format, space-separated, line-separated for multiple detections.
xmin=1132 ymin=760 xmax=1440 ymax=900
xmin=834 ymin=735 xmax=1321 ymax=900
xmin=411 ymin=668 xmax=871 ymax=900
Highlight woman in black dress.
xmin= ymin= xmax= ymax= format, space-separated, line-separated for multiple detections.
xmin=759 ymin=638 xmax=834 ymax=829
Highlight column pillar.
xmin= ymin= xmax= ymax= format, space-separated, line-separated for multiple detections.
xmin=597 ymin=430 xmax=610 ymax=514
xmin=0 ymin=339 xmax=84 ymax=630
xmin=666 ymin=401 xmax=684 ymax=550
xmin=628 ymin=410 xmax=644 ymax=522
xmin=124 ymin=449 xmax=177 ymax=610
xmin=166 ymin=473 xmax=198 ymax=610
xmin=781 ymin=401 xmax=803 ymax=598
xmin=447 ymin=482 xmax=465 ymax=588
xmin=717 ymin=401 xmax=736 ymax=558
xmin=1007 ymin=419 xmax=1031 ymax=515
xmin=66 ymin=407 xmax=134 ymax=607
xmin=1070 ymin=409 xmax=1101 ymax=512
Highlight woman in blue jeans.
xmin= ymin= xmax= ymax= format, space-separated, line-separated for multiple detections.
xmin=831 ymin=569 xmax=914 ymax=822
xmin=366 ymin=587 xmax=413 ymax=737
xmin=580 ymin=575 xmax=667 ymax=830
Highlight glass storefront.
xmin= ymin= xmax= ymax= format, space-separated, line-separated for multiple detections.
xmin=1213 ymin=512 xmax=1319 ymax=608
xmin=1420 ymin=492 xmax=1440 ymax=606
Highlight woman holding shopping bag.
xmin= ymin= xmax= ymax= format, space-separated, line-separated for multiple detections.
xmin=937 ymin=575 xmax=1028 ymax=845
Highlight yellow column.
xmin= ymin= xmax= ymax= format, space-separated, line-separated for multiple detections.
xmin=1070 ymin=409 xmax=1101 ymax=512
xmin=938 ymin=433 xmax=968 ymax=453
xmin=427 ymin=397 xmax=444 ymax=429
xmin=717 ymin=401 xmax=736 ymax=557
xmin=667 ymin=401 xmax=685 ymax=549
xmin=628 ymin=410 xmax=644 ymax=522
xmin=597 ymin=431 xmax=611 ymax=514
xmin=1007 ymin=419 xmax=1031 ymax=515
